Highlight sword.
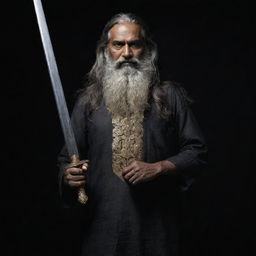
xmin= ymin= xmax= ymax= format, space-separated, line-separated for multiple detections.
xmin=33 ymin=0 xmax=88 ymax=204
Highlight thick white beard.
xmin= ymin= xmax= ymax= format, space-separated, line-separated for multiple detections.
xmin=102 ymin=51 xmax=154 ymax=117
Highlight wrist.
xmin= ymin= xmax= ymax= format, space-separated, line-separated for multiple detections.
xmin=159 ymin=160 xmax=177 ymax=175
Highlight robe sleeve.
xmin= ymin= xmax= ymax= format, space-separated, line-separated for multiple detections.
xmin=166 ymin=85 xmax=208 ymax=190
xmin=57 ymin=97 xmax=88 ymax=206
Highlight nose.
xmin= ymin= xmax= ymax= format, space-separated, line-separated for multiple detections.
xmin=122 ymin=44 xmax=133 ymax=59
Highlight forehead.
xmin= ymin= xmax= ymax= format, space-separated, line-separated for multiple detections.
xmin=108 ymin=23 xmax=143 ymax=41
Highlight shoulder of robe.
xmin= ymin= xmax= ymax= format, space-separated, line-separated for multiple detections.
xmin=68 ymin=92 xmax=87 ymax=122
xmin=160 ymin=80 xmax=193 ymax=109
xmin=71 ymin=92 xmax=86 ymax=110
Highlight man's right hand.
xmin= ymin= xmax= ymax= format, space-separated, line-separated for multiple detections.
xmin=63 ymin=162 xmax=88 ymax=188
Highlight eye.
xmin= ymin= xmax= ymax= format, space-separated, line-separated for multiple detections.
xmin=112 ymin=41 xmax=124 ymax=48
xmin=129 ymin=40 xmax=143 ymax=49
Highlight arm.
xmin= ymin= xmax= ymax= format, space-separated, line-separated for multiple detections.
xmin=166 ymin=85 xmax=208 ymax=187
xmin=122 ymin=85 xmax=208 ymax=188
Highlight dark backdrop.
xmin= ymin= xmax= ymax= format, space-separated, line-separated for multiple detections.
xmin=3 ymin=0 xmax=255 ymax=255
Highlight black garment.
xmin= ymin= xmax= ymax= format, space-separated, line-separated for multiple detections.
xmin=57 ymin=83 xmax=208 ymax=256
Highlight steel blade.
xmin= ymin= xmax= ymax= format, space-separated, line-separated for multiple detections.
xmin=33 ymin=0 xmax=78 ymax=157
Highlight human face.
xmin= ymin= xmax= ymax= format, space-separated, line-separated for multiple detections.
xmin=107 ymin=23 xmax=144 ymax=63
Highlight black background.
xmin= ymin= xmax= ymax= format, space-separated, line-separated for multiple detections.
xmin=3 ymin=0 xmax=255 ymax=255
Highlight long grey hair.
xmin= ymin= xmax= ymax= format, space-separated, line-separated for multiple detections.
xmin=79 ymin=13 xmax=170 ymax=119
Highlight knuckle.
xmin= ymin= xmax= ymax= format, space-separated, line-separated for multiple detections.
xmin=66 ymin=174 xmax=72 ymax=180
xmin=64 ymin=168 xmax=70 ymax=175
xmin=67 ymin=167 xmax=74 ymax=174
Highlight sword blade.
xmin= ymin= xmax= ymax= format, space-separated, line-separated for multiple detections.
xmin=33 ymin=0 xmax=79 ymax=158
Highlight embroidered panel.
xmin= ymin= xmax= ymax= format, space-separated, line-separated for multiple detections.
xmin=112 ymin=114 xmax=144 ymax=180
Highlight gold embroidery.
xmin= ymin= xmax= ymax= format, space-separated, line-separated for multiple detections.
xmin=112 ymin=114 xmax=144 ymax=180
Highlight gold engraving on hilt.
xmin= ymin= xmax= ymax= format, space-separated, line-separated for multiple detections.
xmin=69 ymin=154 xmax=88 ymax=204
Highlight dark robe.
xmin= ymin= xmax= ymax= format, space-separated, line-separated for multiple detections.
xmin=57 ymin=83 xmax=208 ymax=256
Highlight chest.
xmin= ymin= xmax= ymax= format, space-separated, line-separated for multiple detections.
xmin=87 ymin=105 xmax=176 ymax=146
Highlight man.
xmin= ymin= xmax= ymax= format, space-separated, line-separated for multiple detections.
xmin=58 ymin=13 xmax=208 ymax=256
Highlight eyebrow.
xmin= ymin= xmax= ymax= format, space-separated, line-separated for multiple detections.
xmin=112 ymin=39 xmax=143 ymax=46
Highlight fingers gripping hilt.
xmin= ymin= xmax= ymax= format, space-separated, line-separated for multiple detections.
xmin=70 ymin=154 xmax=88 ymax=204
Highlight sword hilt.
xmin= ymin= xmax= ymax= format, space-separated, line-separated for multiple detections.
xmin=70 ymin=154 xmax=88 ymax=204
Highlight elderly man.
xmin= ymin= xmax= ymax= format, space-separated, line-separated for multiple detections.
xmin=58 ymin=13 xmax=207 ymax=256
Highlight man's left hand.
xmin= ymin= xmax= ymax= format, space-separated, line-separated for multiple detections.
xmin=122 ymin=160 xmax=163 ymax=185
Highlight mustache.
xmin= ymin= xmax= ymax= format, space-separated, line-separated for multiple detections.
xmin=115 ymin=58 xmax=140 ymax=69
